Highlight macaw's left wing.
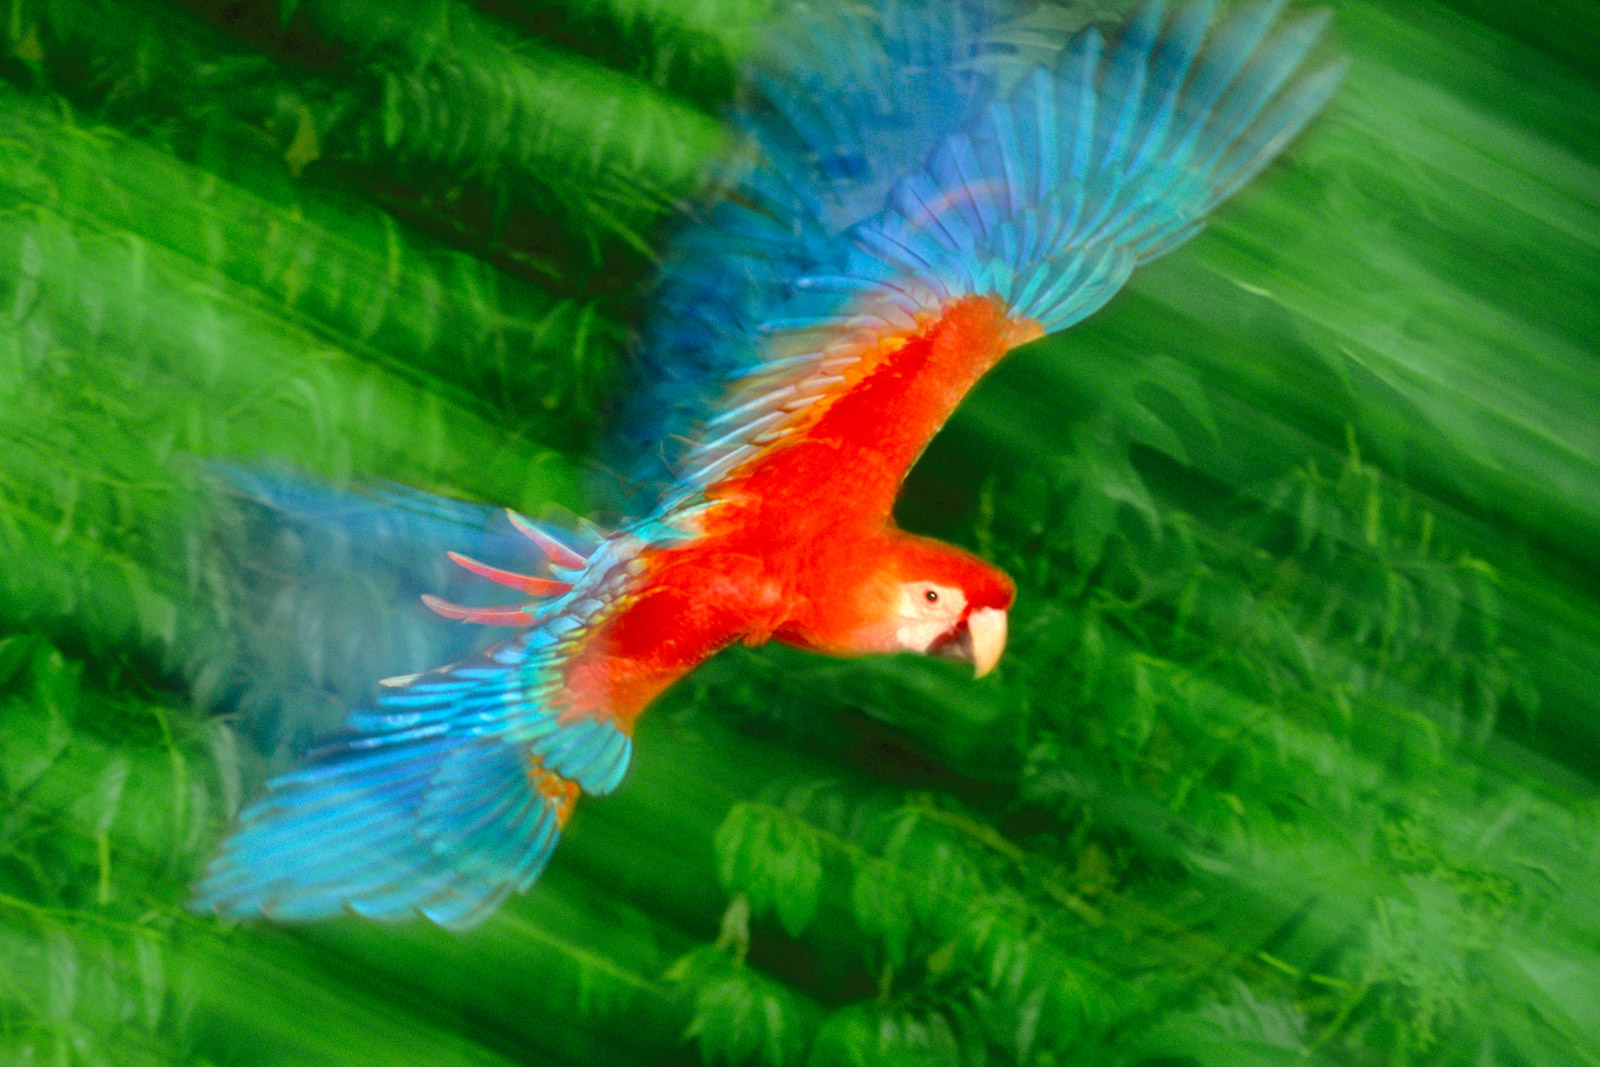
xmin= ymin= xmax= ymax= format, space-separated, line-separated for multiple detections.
xmin=643 ymin=0 xmax=1345 ymax=518
xmin=191 ymin=518 xmax=644 ymax=930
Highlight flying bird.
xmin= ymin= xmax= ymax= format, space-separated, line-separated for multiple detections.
xmin=192 ymin=0 xmax=1345 ymax=928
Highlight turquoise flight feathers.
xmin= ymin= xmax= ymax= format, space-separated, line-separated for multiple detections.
xmin=619 ymin=0 xmax=1345 ymax=493
xmin=191 ymin=513 xmax=638 ymax=930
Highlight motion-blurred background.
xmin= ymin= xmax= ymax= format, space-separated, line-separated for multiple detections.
xmin=1 ymin=0 xmax=1597 ymax=1064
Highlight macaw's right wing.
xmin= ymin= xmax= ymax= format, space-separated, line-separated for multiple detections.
xmin=191 ymin=515 xmax=645 ymax=930
xmin=619 ymin=0 xmax=1345 ymax=511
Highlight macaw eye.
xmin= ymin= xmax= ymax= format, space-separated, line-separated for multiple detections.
xmin=924 ymin=589 xmax=939 ymax=603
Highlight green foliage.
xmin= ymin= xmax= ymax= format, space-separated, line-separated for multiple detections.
xmin=716 ymin=803 xmax=823 ymax=938
xmin=672 ymin=943 xmax=817 ymax=1067
xmin=0 ymin=632 xmax=216 ymax=1064
xmin=0 ymin=0 xmax=1597 ymax=1066
xmin=696 ymin=788 xmax=1107 ymax=1065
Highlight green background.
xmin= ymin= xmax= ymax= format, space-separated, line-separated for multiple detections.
xmin=1 ymin=0 xmax=1597 ymax=1064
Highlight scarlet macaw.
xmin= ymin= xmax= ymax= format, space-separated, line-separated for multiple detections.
xmin=193 ymin=0 xmax=1344 ymax=928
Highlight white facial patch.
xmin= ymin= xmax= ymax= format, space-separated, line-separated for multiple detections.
xmin=893 ymin=581 xmax=968 ymax=652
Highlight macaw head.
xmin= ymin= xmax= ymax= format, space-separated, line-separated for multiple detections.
xmin=852 ymin=535 xmax=1014 ymax=677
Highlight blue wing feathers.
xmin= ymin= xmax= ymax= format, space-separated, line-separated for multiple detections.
xmin=193 ymin=600 xmax=635 ymax=929
xmin=617 ymin=0 xmax=1342 ymax=488
xmin=194 ymin=467 xmax=665 ymax=928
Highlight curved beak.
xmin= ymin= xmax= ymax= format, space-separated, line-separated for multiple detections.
xmin=966 ymin=607 xmax=1007 ymax=678
xmin=935 ymin=607 xmax=1008 ymax=678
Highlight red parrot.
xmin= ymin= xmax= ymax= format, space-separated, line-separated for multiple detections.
xmin=193 ymin=0 xmax=1344 ymax=927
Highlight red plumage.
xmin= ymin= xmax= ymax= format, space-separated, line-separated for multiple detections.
xmin=553 ymin=296 xmax=1030 ymax=734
